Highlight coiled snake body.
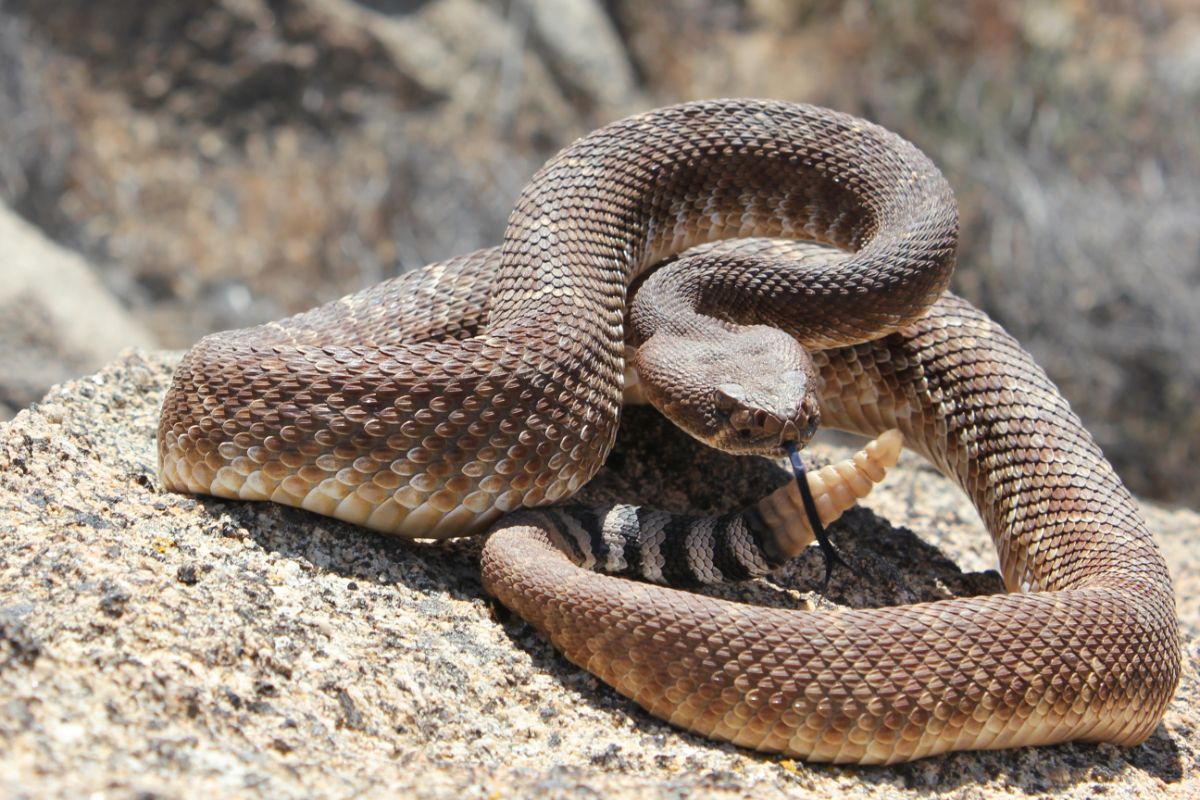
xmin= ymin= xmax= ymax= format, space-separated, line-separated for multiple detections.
xmin=159 ymin=100 xmax=1179 ymax=763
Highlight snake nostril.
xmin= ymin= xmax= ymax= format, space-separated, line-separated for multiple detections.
xmin=729 ymin=409 xmax=752 ymax=430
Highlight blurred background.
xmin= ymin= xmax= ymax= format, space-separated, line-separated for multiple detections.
xmin=0 ymin=0 xmax=1197 ymax=507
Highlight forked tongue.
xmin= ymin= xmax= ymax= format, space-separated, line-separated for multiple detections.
xmin=785 ymin=441 xmax=851 ymax=586
xmin=766 ymin=430 xmax=904 ymax=588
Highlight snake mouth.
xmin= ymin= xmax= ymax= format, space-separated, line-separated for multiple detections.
xmin=777 ymin=416 xmax=820 ymax=448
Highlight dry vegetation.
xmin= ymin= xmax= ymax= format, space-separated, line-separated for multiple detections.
xmin=0 ymin=0 xmax=1196 ymax=505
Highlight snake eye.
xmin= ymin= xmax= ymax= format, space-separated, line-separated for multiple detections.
xmin=714 ymin=383 xmax=745 ymax=414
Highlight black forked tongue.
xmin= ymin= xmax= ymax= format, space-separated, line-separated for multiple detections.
xmin=784 ymin=440 xmax=854 ymax=588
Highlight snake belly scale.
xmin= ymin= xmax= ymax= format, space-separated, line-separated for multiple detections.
xmin=158 ymin=99 xmax=1180 ymax=763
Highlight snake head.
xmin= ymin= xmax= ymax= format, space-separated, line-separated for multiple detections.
xmin=634 ymin=324 xmax=821 ymax=456
xmin=713 ymin=374 xmax=820 ymax=450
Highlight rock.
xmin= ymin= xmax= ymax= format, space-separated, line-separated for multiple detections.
xmin=1 ymin=0 xmax=641 ymax=356
xmin=0 ymin=352 xmax=1196 ymax=798
xmin=0 ymin=204 xmax=155 ymax=419
xmin=522 ymin=0 xmax=642 ymax=114
xmin=7 ymin=0 xmax=1195 ymax=508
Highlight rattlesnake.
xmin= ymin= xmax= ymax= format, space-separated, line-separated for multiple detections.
xmin=158 ymin=99 xmax=1179 ymax=763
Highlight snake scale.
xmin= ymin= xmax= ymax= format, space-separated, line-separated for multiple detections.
xmin=158 ymin=100 xmax=1179 ymax=764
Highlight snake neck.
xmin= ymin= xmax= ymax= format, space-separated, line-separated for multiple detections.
xmin=816 ymin=293 xmax=1176 ymax=606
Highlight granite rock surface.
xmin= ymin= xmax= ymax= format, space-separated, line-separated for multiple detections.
xmin=0 ymin=352 xmax=1196 ymax=798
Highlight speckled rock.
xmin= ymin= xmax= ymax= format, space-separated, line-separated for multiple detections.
xmin=0 ymin=352 xmax=1196 ymax=798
